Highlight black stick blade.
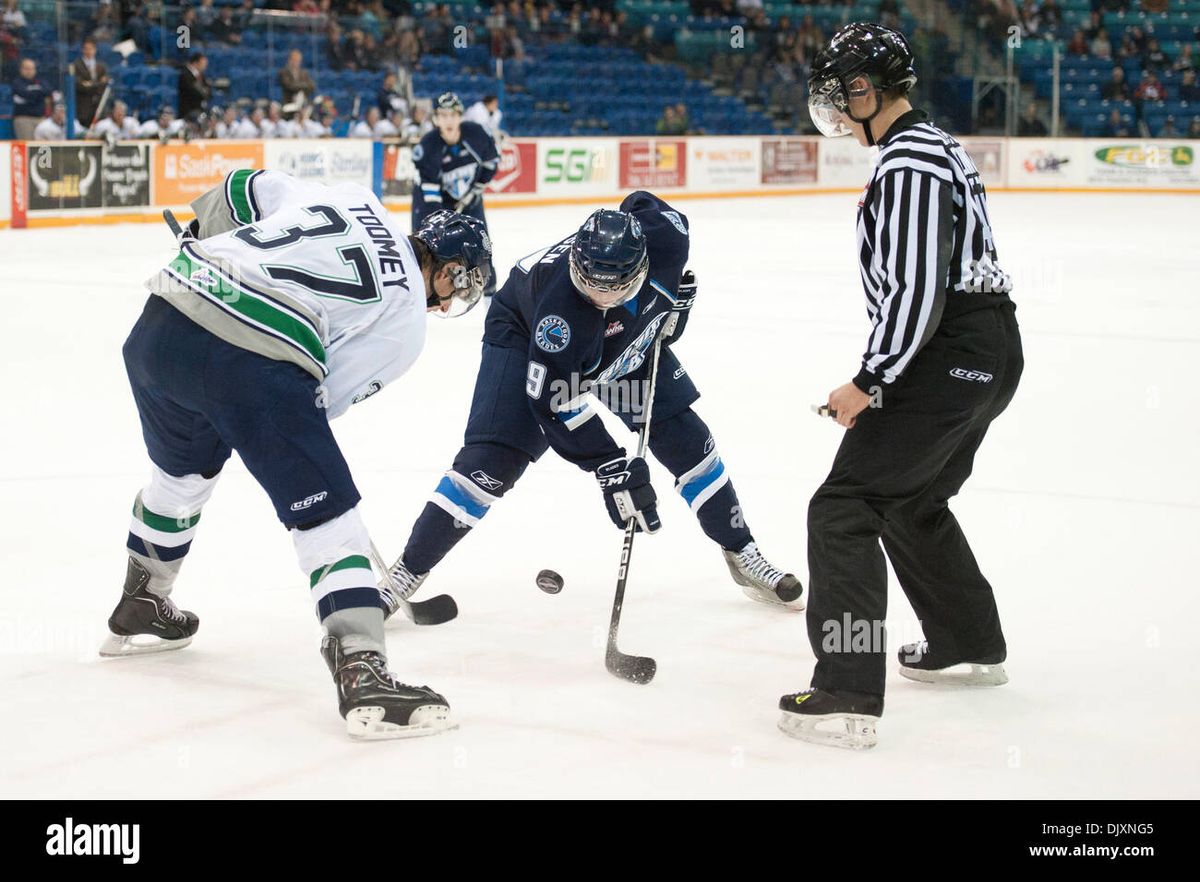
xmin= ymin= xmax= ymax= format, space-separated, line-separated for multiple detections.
xmin=407 ymin=593 xmax=458 ymax=626
xmin=606 ymin=650 xmax=657 ymax=685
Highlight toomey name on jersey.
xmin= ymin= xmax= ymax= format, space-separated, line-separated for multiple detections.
xmin=147 ymin=169 xmax=428 ymax=419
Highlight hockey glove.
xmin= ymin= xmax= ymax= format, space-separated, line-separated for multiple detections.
xmin=596 ymin=456 xmax=661 ymax=533
xmin=455 ymin=182 xmax=485 ymax=213
xmin=663 ymin=269 xmax=696 ymax=341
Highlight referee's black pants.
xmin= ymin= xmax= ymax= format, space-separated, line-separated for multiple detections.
xmin=807 ymin=295 xmax=1023 ymax=697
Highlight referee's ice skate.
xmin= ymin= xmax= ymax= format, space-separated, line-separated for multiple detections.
xmin=99 ymin=557 xmax=199 ymax=657
xmin=897 ymin=641 xmax=1009 ymax=687
xmin=778 ymin=688 xmax=883 ymax=750
xmin=321 ymin=637 xmax=454 ymax=740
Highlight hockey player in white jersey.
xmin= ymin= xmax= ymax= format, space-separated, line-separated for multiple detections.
xmin=104 ymin=168 xmax=492 ymax=740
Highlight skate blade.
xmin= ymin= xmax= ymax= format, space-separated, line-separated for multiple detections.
xmin=778 ymin=711 xmax=878 ymax=750
xmin=898 ymin=662 xmax=1008 ymax=687
xmin=345 ymin=705 xmax=457 ymax=741
xmin=740 ymin=584 xmax=805 ymax=611
xmin=98 ymin=632 xmax=193 ymax=658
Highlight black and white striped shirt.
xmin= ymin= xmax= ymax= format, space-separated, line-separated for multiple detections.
xmin=853 ymin=111 xmax=1012 ymax=390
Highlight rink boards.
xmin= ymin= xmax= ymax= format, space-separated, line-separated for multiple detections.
xmin=2 ymin=134 xmax=1198 ymax=228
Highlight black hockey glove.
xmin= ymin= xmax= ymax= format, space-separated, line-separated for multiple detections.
xmin=664 ymin=269 xmax=696 ymax=341
xmin=455 ymin=182 xmax=485 ymax=213
xmin=595 ymin=456 xmax=661 ymax=533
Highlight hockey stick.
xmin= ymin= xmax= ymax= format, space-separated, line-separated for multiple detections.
xmin=368 ymin=541 xmax=458 ymax=626
xmin=162 ymin=208 xmax=183 ymax=237
xmin=604 ymin=328 xmax=667 ymax=685
xmin=810 ymin=404 xmax=839 ymax=419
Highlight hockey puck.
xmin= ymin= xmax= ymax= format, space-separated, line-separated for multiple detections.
xmin=536 ymin=569 xmax=564 ymax=594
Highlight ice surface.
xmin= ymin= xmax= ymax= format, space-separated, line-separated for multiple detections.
xmin=0 ymin=192 xmax=1196 ymax=798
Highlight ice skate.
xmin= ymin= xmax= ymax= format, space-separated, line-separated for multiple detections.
xmin=723 ymin=541 xmax=804 ymax=609
xmin=379 ymin=556 xmax=428 ymax=623
xmin=778 ymin=688 xmax=882 ymax=750
xmin=321 ymin=636 xmax=454 ymax=740
xmin=897 ymin=641 xmax=1008 ymax=687
xmin=99 ymin=557 xmax=199 ymax=657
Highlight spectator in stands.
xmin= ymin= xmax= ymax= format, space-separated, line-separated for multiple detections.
xmin=345 ymin=28 xmax=371 ymax=70
xmin=260 ymin=101 xmax=290 ymax=138
xmin=351 ymin=105 xmax=399 ymax=139
xmin=1140 ymin=0 xmax=1168 ymax=12
xmin=214 ymin=105 xmax=240 ymax=138
xmin=797 ymin=16 xmax=824 ymax=63
xmin=2 ymin=0 xmax=27 ymax=41
xmin=1018 ymin=101 xmax=1048 ymax=136
xmin=88 ymin=1 xmax=119 ymax=43
xmin=424 ymin=4 xmax=452 ymax=55
xmin=1040 ymin=0 xmax=1062 ymax=31
xmin=395 ymin=26 xmax=421 ymax=68
xmin=233 ymin=105 xmax=265 ymax=138
xmin=1143 ymin=38 xmax=1169 ymax=72
xmin=70 ymin=37 xmax=110 ymax=128
xmin=1106 ymin=108 xmax=1132 ymax=136
xmin=1102 ymin=65 xmax=1130 ymax=100
xmin=1174 ymin=45 xmax=1194 ymax=74
xmin=879 ymin=0 xmax=902 ymax=30
xmin=92 ymin=100 xmax=141 ymax=141
xmin=1067 ymin=29 xmax=1088 ymax=57
xmin=11 ymin=58 xmax=50 ymax=142
xmin=178 ymin=52 xmax=211 ymax=121
xmin=34 ymin=102 xmax=68 ymax=141
xmin=280 ymin=49 xmax=316 ymax=107
xmin=1083 ymin=10 xmax=1102 ymax=42
xmin=123 ymin=3 xmax=151 ymax=54
xmin=403 ymin=100 xmax=434 ymax=142
xmin=378 ymin=71 xmax=411 ymax=120
xmin=1090 ymin=27 xmax=1112 ymax=60
xmin=235 ymin=0 xmax=257 ymax=31
xmin=1021 ymin=3 xmax=1043 ymax=40
xmin=1134 ymin=70 xmax=1167 ymax=103
xmin=656 ymin=104 xmax=686 ymax=136
xmin=197 ymin=0 xmax=218 ymax=32
xmin=1179 ymin=69 xmax=1200 ymax=102
xmin=325 ymin=20 xmax=346 ymax=69
xmin=1158 ymin=114 xmax=1178 ymax=137
xmin=464 ymin=94 xmax=503 ymax=138
xmin=210 ymin=5 xmax=242 ymax=46
xmin=1188 ymin=117 xmax=1200 ymax=138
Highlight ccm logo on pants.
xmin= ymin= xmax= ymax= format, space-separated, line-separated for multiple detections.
xmin=949 ymin=368 xmax=993 ymax=383
xmin=291 ymin=491 xmax=329 ymax=511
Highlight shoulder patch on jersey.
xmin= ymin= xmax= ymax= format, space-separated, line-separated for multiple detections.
xmin=413 ymin=144 xmax=424 ymax=161
xmin=534 ymin=315 xmax=571 ymax=353
xmin=661 ymin=210 xmax=687 ymax=236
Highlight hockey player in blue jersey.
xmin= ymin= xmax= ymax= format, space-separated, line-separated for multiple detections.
xmin=103 ymin=168 xmax=492 ymax=740
xmin=380 ymin=190 xmax=802 ymax=618
xmin=412 ymin=92 xmax=500 ymax=297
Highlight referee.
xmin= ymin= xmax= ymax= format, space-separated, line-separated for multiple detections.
xmin=779 ymin=23 xmax=1024 ymax=749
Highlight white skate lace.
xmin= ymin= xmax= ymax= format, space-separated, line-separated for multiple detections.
xmin=737 ymin=542 xmax=784 ymax=589
xmin=379 ymin=560 xmax=426 ymax=613
xmin=160 ymin=597 xmax=187 ymax=624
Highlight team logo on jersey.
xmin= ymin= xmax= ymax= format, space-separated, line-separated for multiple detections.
xmin=412 ymin=144 xmax=424 ymax=161
xmin=661 ymin=210 xmax=687 ymax=236
xmin=535 ymin=315 xmax=571 ymax=353
xmin=605 ymin=320 xmax=625 ymax=338
xmin=949 ymin=368 xmax=993 ymax=383
xmin=470 ymin=470 xmax=503 ymax=491
xmin=290 ymin=491 xmax=328 ymax=511
xmin=351 ymin=381 xmax=383 ymax=404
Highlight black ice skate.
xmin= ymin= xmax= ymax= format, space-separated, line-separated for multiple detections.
xmin=99 ymin=557 xmax=199 ymax=657
xmin=897 ymin=640 xmax=1008 ymax=687
xmin=321 ymin=636 xmax=453 ymax=740
xmin=778 ymin=688 xmax=883 ymax=750
xmin=723 ymin=541 xmax=804 ymax=608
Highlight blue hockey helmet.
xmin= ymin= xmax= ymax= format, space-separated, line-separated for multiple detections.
xmin=569 ymin=209 xmax=649 ymax=309
xmin=414 ymin=209 xmax=493 ymax=316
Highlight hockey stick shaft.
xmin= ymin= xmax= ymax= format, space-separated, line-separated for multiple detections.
xmin=605 ymin=329 xmax=666 ymax=682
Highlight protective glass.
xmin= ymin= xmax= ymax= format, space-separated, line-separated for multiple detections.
xmin=431 ymin=264 xmax=487 ymax=318
xmin=808 ymin=77 xmax=852 ymax=138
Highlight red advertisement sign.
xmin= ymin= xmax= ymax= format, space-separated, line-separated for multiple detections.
xmin=10 ymin=142 xmax=27 ymax=228
xmin=761 ymin=138 xmax=818 ymax=185
xmin=619 ymin=140 xmax=687 ymax=189
xmin=488 ymin=139 xmax=537 ymax=194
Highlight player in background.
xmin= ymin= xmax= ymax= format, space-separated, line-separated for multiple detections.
xmin=779 ymin=24 xmax=1023 ymax=749
xmin=104 ymin=168 xmax=492 ymax=740
xmin=380 ymin=191 xmax=802 ymax=619
xmin=412 ymin=92 xmax=499 ymax=298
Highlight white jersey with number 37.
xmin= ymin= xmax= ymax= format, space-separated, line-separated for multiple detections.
xmin=148 ymin=169 xmax=427 ymax=419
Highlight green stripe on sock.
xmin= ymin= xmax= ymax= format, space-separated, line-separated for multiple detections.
xmin=133 ymin=498 xmax=201 ymax=532
xmin=310 ymin=554 xmax=372 ymax=588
